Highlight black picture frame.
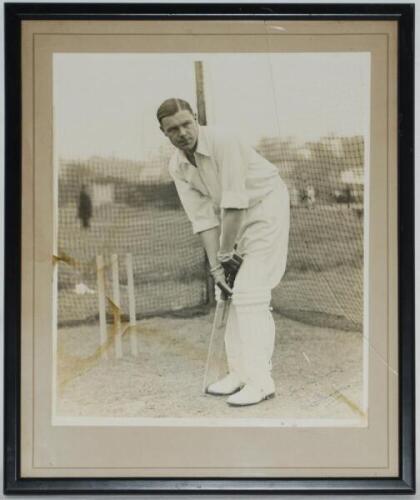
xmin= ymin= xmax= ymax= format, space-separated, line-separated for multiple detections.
xmin=3 ymin=3 xmax=415 ymax=495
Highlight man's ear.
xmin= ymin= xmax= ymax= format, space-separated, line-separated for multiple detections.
xmin=160 ymin=125 xmax=167 ymax=136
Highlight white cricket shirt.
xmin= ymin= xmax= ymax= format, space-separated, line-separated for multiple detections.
xmin=168 ymin=126 xmax=284 ymax=234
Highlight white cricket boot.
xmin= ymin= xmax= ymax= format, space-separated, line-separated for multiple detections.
xmin=227 ymin=382 xmax=275 ymax=407
xmin=206 ymin=373 xmax=243 ymax=396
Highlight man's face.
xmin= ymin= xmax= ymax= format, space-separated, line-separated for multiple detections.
xmin=160 ymin=110 xmax=199 ymax=153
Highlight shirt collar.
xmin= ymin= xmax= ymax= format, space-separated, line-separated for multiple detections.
xmin=171 ymin=128 xmax=211 ymax=186
xmin=175 ymin=126 xmax=210 ymax=166
xmin=194 ymin=126 xmax=211 ymax=157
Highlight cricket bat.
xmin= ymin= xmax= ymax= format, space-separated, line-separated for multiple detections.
xmin=202 ymin=295 xmax=231 ymax=394
xmin=202 ymin=252 xmax=242 ymax=394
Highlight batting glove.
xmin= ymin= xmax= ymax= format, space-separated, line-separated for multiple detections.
xmin=217 ymin=250 xmax=243 ymax=288
xmin=210 ymin=263 xmax=233 ymax=299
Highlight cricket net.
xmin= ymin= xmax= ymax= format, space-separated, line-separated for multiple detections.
xmin=56 ymin=151 xmax=209 ymax=328
xmin=257 ymin=135 xmax=364 ymax=332
xmin=56 ymin=135 xmax=364 ymax=332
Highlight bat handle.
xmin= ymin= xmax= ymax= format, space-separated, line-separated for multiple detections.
xmin=216 ymin=280 xmax=233 ymax=299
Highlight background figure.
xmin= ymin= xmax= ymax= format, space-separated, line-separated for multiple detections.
xmin=78 ymin=185 xmax=93 ymax=229
xmin=345 ymin=185 xmax=353 ymax=209
xmin=306 ymin=185 xmax=315 ymax=208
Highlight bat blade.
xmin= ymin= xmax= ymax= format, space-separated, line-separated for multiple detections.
xmin=202 ymin=298 xmax=231 ymax=394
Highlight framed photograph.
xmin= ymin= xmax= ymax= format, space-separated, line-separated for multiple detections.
xmin=4 ymin=3 xmax=415 ymax=495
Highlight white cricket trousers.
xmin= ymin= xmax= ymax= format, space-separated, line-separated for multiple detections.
xmin=222 ymin=177 xmax=290 ymax=392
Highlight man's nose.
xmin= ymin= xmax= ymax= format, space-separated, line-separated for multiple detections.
xmin=179 ymin=127 xmax=187 ymax=137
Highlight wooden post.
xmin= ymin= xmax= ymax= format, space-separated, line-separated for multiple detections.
xmin=194 ymin=61 xmax=207 ymax=126
xmin=111 ymin=254 xmax=123 ymax=358
xmin=194 ymin=60 xmax=215 ymax=305
xmin=126 ymin=253 xmax=138 ymax=356
xmin=96 ymin=255 xmax=108 ymax=359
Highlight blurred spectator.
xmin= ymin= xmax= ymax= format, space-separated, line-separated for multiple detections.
xmin=78 ymin=185 xmax=93 ymax=229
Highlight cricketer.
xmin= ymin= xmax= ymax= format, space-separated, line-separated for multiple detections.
xmin=158 ymin=98 xmax=290 ymax=406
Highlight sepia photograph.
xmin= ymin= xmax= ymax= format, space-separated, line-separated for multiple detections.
xmin=53 ymin=51 xmax=370 ymax=425
xmin=6 ymin=6 xmax=413 ymax=492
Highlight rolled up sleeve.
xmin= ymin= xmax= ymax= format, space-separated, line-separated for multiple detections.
xmin=173 ymin=177 xmax=220 ymax=234
xmin=218 ymin=134 xmax=250 ymax=209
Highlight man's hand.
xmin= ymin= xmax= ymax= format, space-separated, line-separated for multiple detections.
xmin=218 ymin=250 xmax=243 ymax=275
xmin=210 ymin=263 xmax=233 ymax=299
xmin=217 ymin=250 xmax=243 ymax=288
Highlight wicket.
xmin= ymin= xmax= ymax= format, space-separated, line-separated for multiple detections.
xmin=96 ymin=253 xmax=138 ymax=359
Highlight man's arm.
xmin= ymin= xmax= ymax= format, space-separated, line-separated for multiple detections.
xmin=199 ymin=226 xmax=220 ymax=269
xmin=199 ymin=208 xmax=245 ymax=263
xmin=200 ymin=226 xmax=233 ymax=297
xmin=219 ymin=208 xmax=245 ymax=255
xmin=200 ymin=209 xmax=245 ymax=297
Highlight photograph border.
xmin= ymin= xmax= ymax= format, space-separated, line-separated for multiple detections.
xmin=3 ymin=3 xmax=415 ymax=495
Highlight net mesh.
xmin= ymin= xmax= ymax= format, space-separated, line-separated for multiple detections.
xmin=57 ymin=135 xmax=364 ymax=332
xmin=56 ymin=151 xmax=209 ymax=327
xmin=256 ymin=136 xmax=364 ymax=331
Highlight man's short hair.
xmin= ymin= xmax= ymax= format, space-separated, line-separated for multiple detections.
xmin=157 ymin=98 xmax=194 ymax=124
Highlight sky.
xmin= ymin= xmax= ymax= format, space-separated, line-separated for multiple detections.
xmin=53 ymin=52 xmax=370 ymax=161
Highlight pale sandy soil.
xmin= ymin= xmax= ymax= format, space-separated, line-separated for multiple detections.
xmin=56 ymin=311 xmax=365 ymax=423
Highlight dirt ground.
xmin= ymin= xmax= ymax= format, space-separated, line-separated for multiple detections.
xmin=56 ymin=310 xmax=365 ymax=423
